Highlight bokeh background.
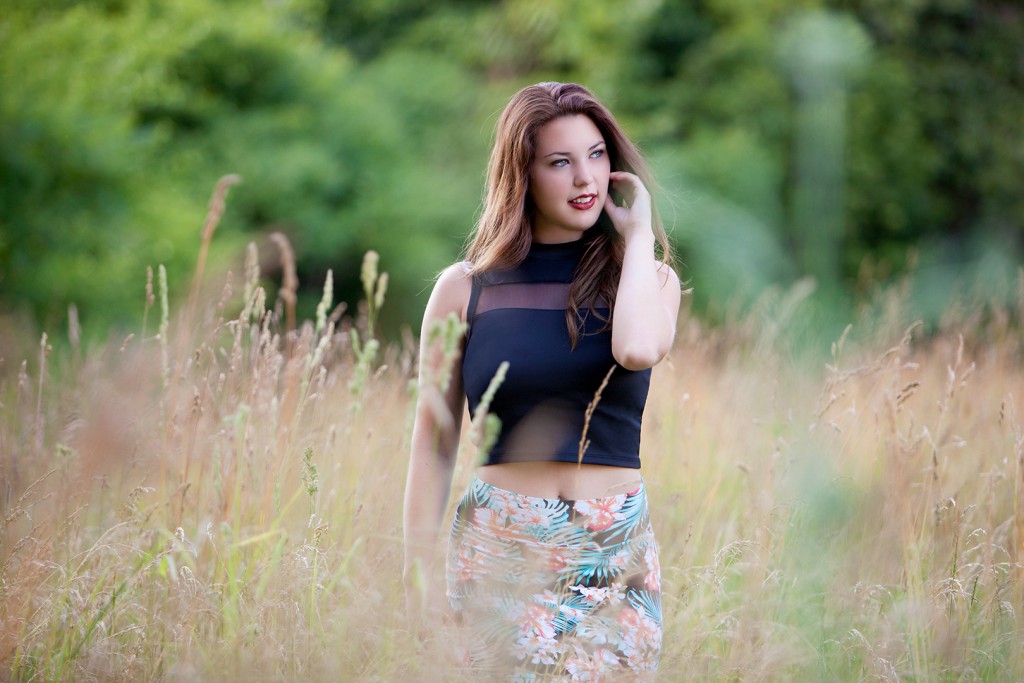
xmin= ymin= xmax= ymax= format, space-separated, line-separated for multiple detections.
xmin=3 ymin=3 xmax=1024 ymax=680
xmin=2 ymin=0 xmax=1022 ymax=347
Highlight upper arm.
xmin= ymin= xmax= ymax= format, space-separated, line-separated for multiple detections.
xmin=658 ymin=261 xmax=682 ymax=336
xmin=612 ymin=260 xmax=682 ymax=371
xmin=646 ymin=261 xmax=682 ymax=362
xmin=412 ymin=263 xmax=472 ymax=456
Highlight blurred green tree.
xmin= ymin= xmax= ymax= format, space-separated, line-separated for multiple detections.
xmin=623 ymin=0 xmax=1022 ymax=323
xmin=1 ymin=0 xmax=1020 ymax=344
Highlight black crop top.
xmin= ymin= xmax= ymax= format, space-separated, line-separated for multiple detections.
xmin=462 ymin=239 xmax=650 ymax=468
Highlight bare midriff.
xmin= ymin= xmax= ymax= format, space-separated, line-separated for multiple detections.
xmin=476 ymin=461 xmax=643 ymax=500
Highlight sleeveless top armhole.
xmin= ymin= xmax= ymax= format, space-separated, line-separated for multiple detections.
xmin=466 ymin=270 xmax=482 ymax=340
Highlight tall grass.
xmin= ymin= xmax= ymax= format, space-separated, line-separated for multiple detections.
xmin=2 ymin=204 xmax=1023 ymax=680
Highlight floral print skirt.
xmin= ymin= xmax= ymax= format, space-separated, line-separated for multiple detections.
xmin=446 ymin=476 xmax=662 ymax=681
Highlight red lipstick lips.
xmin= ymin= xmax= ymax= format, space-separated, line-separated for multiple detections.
xmin=568 ymin=194 xmax=597 ymax=211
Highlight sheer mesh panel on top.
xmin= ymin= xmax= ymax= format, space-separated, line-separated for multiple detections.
xmin=475 ymin=282 xmax=606 ymax=315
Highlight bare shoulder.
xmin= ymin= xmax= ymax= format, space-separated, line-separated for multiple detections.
xmin=437 ymin=260 xmax=473 ymax=285
xmin=424 ymin=261 xmax=473 ymax=325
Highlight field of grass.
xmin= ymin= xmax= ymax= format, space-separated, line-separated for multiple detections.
xmin=2 ymin=222 xmax=1023 ymax=680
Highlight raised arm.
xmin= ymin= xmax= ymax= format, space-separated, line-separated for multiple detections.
xmin=604 ymin=171 xmax=682 ymax=371
xmin=402 ymin=263 xmax=471 ymax=612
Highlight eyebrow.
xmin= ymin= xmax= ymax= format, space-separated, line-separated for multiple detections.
xmin=542 ymin=141 xmax=605 ymax=158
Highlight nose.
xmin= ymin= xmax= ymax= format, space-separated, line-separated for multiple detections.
xmin=574 ymin=162 xmax=595 ymax=188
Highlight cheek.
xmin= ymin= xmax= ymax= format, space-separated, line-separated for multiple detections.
xmin=589 ymin=160 xmax=610 ymax=193
xmin=527 ymin=180 xmax=542 ymax=208
xmin=529 ymin=170 xmax=559 ymax=205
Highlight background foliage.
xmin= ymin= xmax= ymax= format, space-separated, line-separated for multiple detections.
xmin=1 ymin=0 xmax=1021 ymax=340
xmin=2 ymin=3 xmax=1023 ymax=680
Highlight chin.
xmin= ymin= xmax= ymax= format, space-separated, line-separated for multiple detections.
xmin=570 ymin=213 xmax=602 ymax=231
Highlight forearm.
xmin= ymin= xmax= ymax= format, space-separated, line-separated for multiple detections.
xmin=402 ymin=410 xmax=460 ymax=624
xmin=611 ymin=233 xmax=676 ymax=370
xmin=402 ymin=435 xmax=457 ymax=579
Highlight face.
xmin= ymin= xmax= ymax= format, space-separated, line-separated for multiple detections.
xmin=528 ymin=114 xmax=610 ymax=243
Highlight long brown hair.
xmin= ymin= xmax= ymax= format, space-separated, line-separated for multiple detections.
xmin=465 ymin=82 xmax=673 ymax=346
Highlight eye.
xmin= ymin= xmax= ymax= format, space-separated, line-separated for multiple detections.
xmin=551 ymin=158 xmax=569 ymax=168
xmin=590 ymin=148 xmax=606 ymax=159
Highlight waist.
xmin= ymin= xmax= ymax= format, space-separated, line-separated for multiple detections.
xmin=476 ymin=461 xmax=643 ymax=500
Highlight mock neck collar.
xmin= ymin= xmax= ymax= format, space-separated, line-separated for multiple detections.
xmin=528 ymin=238 xmax=587 ymax=259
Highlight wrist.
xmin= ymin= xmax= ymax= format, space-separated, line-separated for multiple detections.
xmin=622 ymin=228 xmax=655 ymax=250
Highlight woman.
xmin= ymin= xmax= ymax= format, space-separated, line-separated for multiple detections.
xmin=404 ymin=82 xmax=680 ymax=680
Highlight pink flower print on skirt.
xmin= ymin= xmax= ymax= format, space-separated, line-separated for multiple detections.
xmin=446 ymin=476 xmax=662 ymax=680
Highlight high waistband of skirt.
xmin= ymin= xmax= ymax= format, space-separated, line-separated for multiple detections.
xmin=469 ymin=474 xmax=646 ymax=506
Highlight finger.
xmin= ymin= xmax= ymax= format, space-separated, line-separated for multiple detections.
xmin=609 ymin=171 xmax=642 ymax=187
xmin=606 ymin=172 xmax=630 ymax=191
xmin=609 ymin=171 xmax=647 ymax=194
xmin=609 ymin=173 xmax=646 ymax=204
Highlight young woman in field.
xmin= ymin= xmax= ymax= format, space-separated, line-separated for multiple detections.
xmin=403 ymin=82 xmax=681 ymax=679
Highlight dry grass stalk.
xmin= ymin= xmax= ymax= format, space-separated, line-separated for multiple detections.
xmin=189 ymin=173 xmax=242 ymax=318
xmin=577 ymin=364 xmax=615 ymax=465
xmin=269 ymin=232 xmax=298 ymax=334
xmin=2 ymin=191 xmax=1023 ymax=679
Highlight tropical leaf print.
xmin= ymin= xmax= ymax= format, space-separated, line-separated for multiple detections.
xmin=446 ymin=477 xmax=663 ymax=678
xmin=627 ymin=588 xmax=663 ymax=627
xmin=594 ymin=485 xmax=649 ymax=544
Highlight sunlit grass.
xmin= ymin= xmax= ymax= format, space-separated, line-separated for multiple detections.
xmin=2 ymin=220 xmax=1023 ymax=680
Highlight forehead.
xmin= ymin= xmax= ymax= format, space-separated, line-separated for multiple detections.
xmin=533 ymin=115 xmax=604 ymax=153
